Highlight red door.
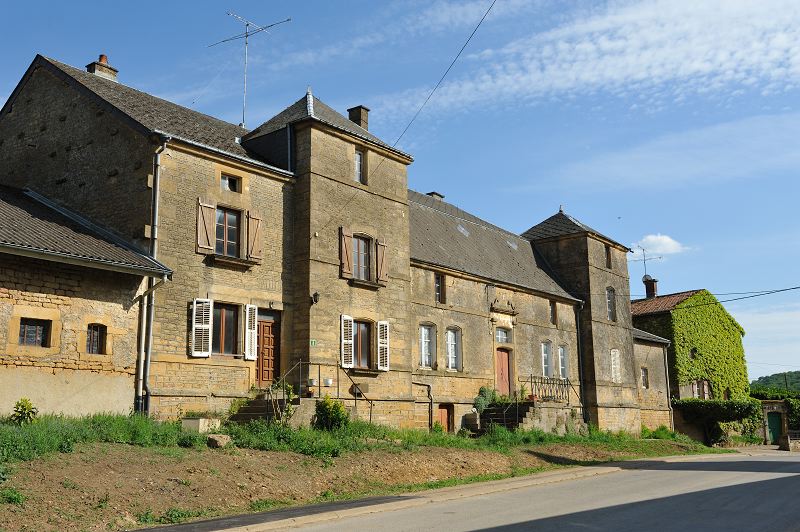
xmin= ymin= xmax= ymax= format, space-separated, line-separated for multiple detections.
xmin=495 ymin=348 xmax=511 ymax=396
xmin=256 ymin=320 xmax=279 ymax=387
xmin=437 ymin=404 xmax=453 ymax=432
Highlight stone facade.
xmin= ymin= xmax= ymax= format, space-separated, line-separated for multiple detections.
xmin=0 ymin=54 xmax=669 ymax=432
xmin=633 ymin=339 xmax=672 ymax=430
xmin=0 ymin=255 xmax=142 ymax=416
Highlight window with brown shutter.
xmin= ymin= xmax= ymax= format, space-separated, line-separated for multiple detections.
xmin=340 ymin=227 xmax=353 ymax=278
xmin=376 ymin=238 xmax=388 ymax=285
xmin=353 ymin=236 xmax=370 ymax=280
xmin=215 ymin=207 xmax=240 ymax=257
xmin=246 ymin=211 xmax=263 ymax=262
xmin=196 ymin=199 xmax=216 ymax=254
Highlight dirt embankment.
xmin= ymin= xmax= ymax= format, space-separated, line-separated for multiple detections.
xmin=0 ymin=440 xmax=694 ymax=531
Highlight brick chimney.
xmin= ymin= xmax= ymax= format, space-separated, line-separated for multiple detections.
xmin=347 ymin=105 xmax=370 ymax=130
xmin=643 ymin=275 xmax=658 ymax=299
xmin=86 ymin=54 xmax=118 ymax=82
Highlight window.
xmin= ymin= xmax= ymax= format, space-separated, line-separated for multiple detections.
xmin=606 ymin=287 xmax=617 ymax=321
xmin=86 ymin=323 xmax=107 ymax=354
xmin=541 ymin=341 xmax=553 ymax=377
xmin=605 ymin=244 xmax=612 ymax=269
xmin=352 ymin=235 xmax=371 ymax=281
xmin=549 ymin=301 xmax=557 ymax=325
xmin=19 ymin=318 xmax=50 ymax=347
xmin=419 ymin=325 xmax=435 ymax=368
xmin=558 ymin=345 xmax=568 ymax=379
xmin=495 ymin=328 xmax=511 ymax=343
xmin=221 ymin=174 xmax=240 ymax=192
xmin=434 ymin=273 xmax=446 ymax=304
xmin=354 ymin=149 xmax=365 ymax=184
xmin=724 ymin=388 xmax=731 ymax=400
xmin=641 ymin=367 xmax=650 ymax=389
xmin=610 ymin=348 xmax=621 ymax=383
xmin=215 ymin=207 xmax=240 ymax=257
xmin=213 ymin=303 xmax=239 ymax=355
xmin=354 ymin=320 xmax=371 ymax=368
xmin=446 ymin=328 xmax=461 ymax=371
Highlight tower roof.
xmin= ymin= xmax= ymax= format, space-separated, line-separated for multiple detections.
xmin=521 ymin=210 xmax=629 ymax=250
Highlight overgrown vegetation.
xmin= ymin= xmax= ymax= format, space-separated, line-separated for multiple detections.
xmin=313 ymin=395 xmax=349 ymax=431
xmin=9 ymin=398 xmax=38 ymax=426
xmin=673 ymin=398 xmax=761 ymax=444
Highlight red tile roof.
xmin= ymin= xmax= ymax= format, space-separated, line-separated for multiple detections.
xmin=631 ymin=290 xmax=703 ymax=316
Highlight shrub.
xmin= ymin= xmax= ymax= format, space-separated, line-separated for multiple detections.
xmin=787 ymin=398 xmax=800 ymax=430
xmin=313 ymin=396 xmax=349 ymax=431
xmin=472 ymin=387 xmax=499 ymax=414
xmin=673 ymin=398 xmax=761 ymax=444
xmin=0 ymin=487 xmax=25 ymax=505
xmin=431 ymin=422 xmax=444 ymax=433
xmin=10 ymin=398 xmax=38 ymax=425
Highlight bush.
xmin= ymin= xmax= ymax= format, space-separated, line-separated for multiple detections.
xmin=313 ymin=396 xmax=349 ymax=431
xmin=431 ymin=422 xmax=444 ymax=433
xmin=787 ymin=398 xmax=800 ymax=430
xmin=0 ymin=487 xmax=25 ymax=505
xmin=473 ymin=387 xmax=499 ymax=414
xmin=673 ymin=398 xmax=762 ymax=444
xmin=10 ymin=398 xmax=38 ymax=425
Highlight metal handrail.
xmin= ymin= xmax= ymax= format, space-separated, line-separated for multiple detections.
xmin=339 ymin=364 xmax=374 ymax=424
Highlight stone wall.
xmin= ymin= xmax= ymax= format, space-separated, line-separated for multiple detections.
xmin=634 ymin=340 xmax=673 ymax=430
xmin=0 ymin=254 xmax=142 ymax=415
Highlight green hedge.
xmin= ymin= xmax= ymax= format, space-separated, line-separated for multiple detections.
xmin=673 ymin=398 xmax=761 ymax=444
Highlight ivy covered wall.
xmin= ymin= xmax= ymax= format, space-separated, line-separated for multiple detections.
xmin=634 ymin=290 xmax=749 ymax=400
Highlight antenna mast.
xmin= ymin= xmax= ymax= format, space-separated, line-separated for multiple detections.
xmin=209 ymin=12 xmax=291 ymax=128
xmin=630 ymin=246 xmax=663 ymax=276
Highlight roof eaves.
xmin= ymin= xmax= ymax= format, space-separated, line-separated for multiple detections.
xmin=299 ymin=116 xmax=413 ymax=161
xmin=153 ymin=131 xmax=293 ymax=177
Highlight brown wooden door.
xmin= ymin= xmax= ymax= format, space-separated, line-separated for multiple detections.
xmin=495 ymin=348 xmax=511 ymax=396
xmin=436 ymin=404 xmax=453 ymax=432
xmin=257 ymin=320 xmax=279 ymax=386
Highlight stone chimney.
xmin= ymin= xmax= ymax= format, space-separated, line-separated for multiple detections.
xmin=643 ymin=275 xmax=658 ymax=299
xmin=347 ymin=105 xmax=370 ymax=130
xmin=85 ymin=54 xmax=118 ymax=82
xmin=426 ymin=191 xmax=445 ymax=201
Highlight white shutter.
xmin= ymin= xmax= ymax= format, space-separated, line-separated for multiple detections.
xmin=191 ymin=298 xmax=213 ymax=358
xmin=377 ymin=320 xmax=390 ymax=371
xmin=243 ymin=304 xmax=258 ymax=361
xmin=610 ymin=348 xmax=621 ymax=383
xmin=341 ymin=315 xmax=354 ymax=368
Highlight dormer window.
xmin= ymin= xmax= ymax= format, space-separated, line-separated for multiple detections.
xmin=221 ymin=174 xmax=240 ymax=193
xmin=355 ymin=149 xmax=366 ymax=184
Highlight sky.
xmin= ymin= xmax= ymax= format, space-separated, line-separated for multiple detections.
xmin=1 ymin=0 xmax=797 ymax=380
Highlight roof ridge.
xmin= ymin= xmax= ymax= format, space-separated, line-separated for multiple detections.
xmin=408 ymin=190 xmax=524 ymax=242
xmin=631 ymin=289 xmax=703 ymax=303
xmin=42 ymin=56 xmax=249 ymax=134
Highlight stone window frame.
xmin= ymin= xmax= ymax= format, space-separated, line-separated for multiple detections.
xmin=549 ymin=300 xmax=558 ymax=326
xmin=641 ymin=366 xmax=650 ymax=389
xmin=434 ymin=272 xmax=447 ymax=304
xmin=215 ymin=206 xmax=241 ymax=258
xmin=541 ymin=340 xmax=553 ymax=378
xmin=419 ymin=322 xmax=437 ymax=369
xmin=606 ymin=287 xmax=617 ymax=322
xmin=6 ymin=305 xmax=62 ymax=357
xmin=605 ymin=244 xmax=612 ymax=269
xmin=495 ymin=327 xmax=512 ymax=344
xmin=445 ymin=326 xmax=462 ymax=372
xmin=558 ymin=344 xmax=568 ymax=380
xmin=77 ymin=315 xmax=119 ymax=361
xmin=354 ymin=147 xmax=368 ymax=185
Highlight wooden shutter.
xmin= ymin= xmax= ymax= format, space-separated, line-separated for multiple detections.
xmin=340 ymin=227 xmax=353 ymax=278
xmin=376 ymin=238 xmax=388 ymax=285
xmin=191 ymin=298 xmax=213 ymax=357
xmin=243 ymin=304 xmax=258 ymax=361
xmin=341 ymin=314 xmax=354 ymax=368
xmin=196 ymin=199 xmax=216 ymax=254
xmin=246 ymin=211 xmax=263 ymax=262
xmin=377 ymin=320 xmax=390 ymax=371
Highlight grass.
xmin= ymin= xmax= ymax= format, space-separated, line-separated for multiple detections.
xmin=249 ymin=498 xmax=292 ymax=512
xmin=0 ymin=487 xmax=25 ymax=505
xmin=136 ymin=507 xmax=212 ymax=525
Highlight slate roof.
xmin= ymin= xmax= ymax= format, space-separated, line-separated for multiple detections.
xmin=522 ymin=210 xmax=628 ymax=250
xmin=243 ymin=90 xmax=411 ymax=160
xmin=632 ymin=327 xmax=670 ymax=345
xmin=408 ymin=190 xmax=577 ymax=301
xmin=631 ymin=290 xmax=703 ymax=317
xmin=0 ymin=186 xmax=171 ymax=277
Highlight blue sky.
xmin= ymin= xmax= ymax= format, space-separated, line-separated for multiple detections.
xmin=1 ymin=1 xmax=797 ymax=379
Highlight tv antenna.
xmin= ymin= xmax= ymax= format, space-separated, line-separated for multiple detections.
xmin=630 ymin=246 xmax=662 ymax=276
xmin=209 ymin=12 xmax=291 ymax=128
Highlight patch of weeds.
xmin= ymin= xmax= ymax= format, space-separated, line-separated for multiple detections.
xmin=0 ymin=487 xmax=26 ymax=505
xmin=0 ymin=463 xmax=11 ymax=483
xmin=158 ymin=507 xmax=206 ymax=524
xmin=177 ymin=478 xmax=191 ymax=486
xmin=318 ymin=489 xmax=336 ymax=501
xmin=209 ymin=467 xmax=221 ymax=476
xmin=249 ymin=498 xmax=291 ymax=512
xmin=135 ymin=509 xmax=156 ymax=524
xmin=96 ymin=492 xmax=110 ymax=509
xmin=60 ymin=478 xmax=79 ymax=490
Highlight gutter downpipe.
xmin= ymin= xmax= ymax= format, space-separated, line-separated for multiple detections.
xmin=141 ymin=136 xmax=170 ymax=415
xmin=575 ymin=301 xmax=589 ymax=424
xmin=412 ymin=382 xmax=433 ymax=430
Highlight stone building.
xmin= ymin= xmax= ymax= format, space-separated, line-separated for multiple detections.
xmin=0 ymin=53 xmax=672 ymax=432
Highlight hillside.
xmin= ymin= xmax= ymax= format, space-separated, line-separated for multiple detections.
xmin=751 ymin=371 xmax=800 ymax=392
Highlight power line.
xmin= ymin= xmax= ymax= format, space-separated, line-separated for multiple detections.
xmin=674 ymin=286 xmax=800 ymax=310
xmin=315 ymin=0 xmax=496 ymax=237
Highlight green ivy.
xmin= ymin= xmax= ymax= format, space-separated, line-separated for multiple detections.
xmin=786 ymin=398 xmax=800 ymax=430
xmin=635 ymin=290 xmax=749 ymax=400
xmin=673 ymin=398 xmax=761 ymax=444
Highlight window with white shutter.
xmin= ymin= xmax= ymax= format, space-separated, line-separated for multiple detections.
xmin=610 ymin=348 xmax=621 ymax=383
xmin=243 ymin=304 xmax=258 ymax=361
xmin=341 ymin=314 xmax=354 ymax=368
xmin=377 ymin=320 xmax=390 ymax=371
xmin=191 ymin=298 xmax=213 ymax=357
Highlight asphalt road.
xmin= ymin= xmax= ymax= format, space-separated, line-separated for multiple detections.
xmin=285 ymin=452 xmax=800 ymax=532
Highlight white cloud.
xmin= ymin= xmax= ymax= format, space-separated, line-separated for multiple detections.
xmin=377 ymin=0 xmax=800 ymax=119
xmin=633 ymin=234 xmax=687 ymax=255
xmin=552 ymin=111 xmax=800 ymax=188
